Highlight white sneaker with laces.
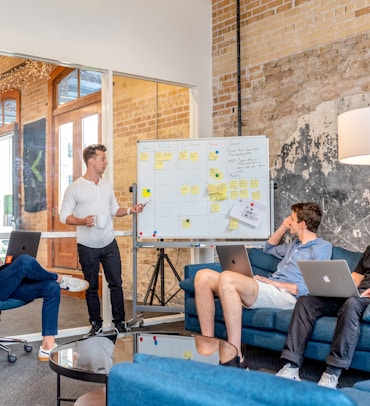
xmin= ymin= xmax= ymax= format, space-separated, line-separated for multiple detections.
xmin=38 ymin=343 xmax=57 ymax=362
xmin=59 ymin=276 xmax=89 ymax=292
xmin=276 ymin=363 xmax=301 ymax=381
xmin=318 ymin=372 xmax=338 ymax=389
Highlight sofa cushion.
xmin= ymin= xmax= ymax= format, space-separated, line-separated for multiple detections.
xmin=331 ymin=247 xmax=362 ymax=271
xmin=248 ymin=248 xmax=280 ymax=276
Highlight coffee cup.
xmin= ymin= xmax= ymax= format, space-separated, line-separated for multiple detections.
xmin=95 ymin=214 xmax=107 ymax=229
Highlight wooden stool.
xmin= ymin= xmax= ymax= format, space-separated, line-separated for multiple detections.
xmin=74 ymin=387 xmax=106 ymax=406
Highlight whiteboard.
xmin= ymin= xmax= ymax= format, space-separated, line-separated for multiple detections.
xmin=136 ymin=136 xmax=270 ymax=239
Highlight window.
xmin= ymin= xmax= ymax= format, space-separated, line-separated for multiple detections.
xmin=57 ymin=69 xmax=102 ymax=106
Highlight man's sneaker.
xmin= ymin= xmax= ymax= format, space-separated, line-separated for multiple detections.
xmin=276 ymin=363 xmax=301 ymax=381
xmin=59 ymin=276 xmax=89 ymax=292
xmin=38 ymin=343 xmax=57 ymax=362
xmin=85 ymin=321 xmax=103 ymax=337
xmin=114 ymin=321 xmax=127 ymax=334
xmin=318 ymin=372 xmax=339 ymax=389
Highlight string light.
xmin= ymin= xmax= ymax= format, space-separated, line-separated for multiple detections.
xmin=0 ymin=60 xmax=54 ymax=93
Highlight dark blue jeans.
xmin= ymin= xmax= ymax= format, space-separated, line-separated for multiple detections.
xmin=0 ymin=255 xmax=60 ymax=336
xmin=78 ymin=239 xmax=125 ymax=324
xmin=281 ymin=295 xmax=370 ymax=369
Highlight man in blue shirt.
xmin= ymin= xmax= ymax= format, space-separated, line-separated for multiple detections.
xmin=194 ymin=202 xmax=332 ymax=369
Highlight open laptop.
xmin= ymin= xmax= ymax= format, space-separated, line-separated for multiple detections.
xmin=297 ymin=259 xmax=360 ymax=298
xmin=0 ymin=231 xmax=41 ymax=271
xmin=216 ymin=245 xmax=254 ymax=277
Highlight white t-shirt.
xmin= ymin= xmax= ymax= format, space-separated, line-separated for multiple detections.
xmin=59 ymin=177 xmax=120 ymax=248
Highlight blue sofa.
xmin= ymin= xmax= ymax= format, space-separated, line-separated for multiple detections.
xmin=179 ymin=246 xmax=370 ymax=373
xmin=108 ymin=353 xmax=370 ymax=405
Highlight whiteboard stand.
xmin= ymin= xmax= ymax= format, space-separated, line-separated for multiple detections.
xmin=142 ymin=245 xmax=182 ymax=306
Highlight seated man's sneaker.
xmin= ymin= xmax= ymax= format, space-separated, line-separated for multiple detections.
xmin=38 ymin=344 xmax=57 ymax=362
xmin=318 ymin=372 xmax=339 ymax=389
xmin=59 ymin=276 xmax=89 ymax=292
xmin=85 ymin=320 xmax=103 ymax=337
xmin=114 ymin=321 xmax=127 ymax=334
xmin=276 ymin=363 xmax=301 ymax=381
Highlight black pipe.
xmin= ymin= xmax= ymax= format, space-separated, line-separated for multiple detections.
xmin=237 ymin=0 xmax=242 ymax=136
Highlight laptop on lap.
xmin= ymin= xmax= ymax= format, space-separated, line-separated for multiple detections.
xmin=216 ymin=245 xmax=254 ymax=277
xmin=0 ymin=231 xmax=41 ymax=271
xmin=297 ymin=259 xmax=360 ymax=298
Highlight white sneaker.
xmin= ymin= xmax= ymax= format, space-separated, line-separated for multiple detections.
xmin=318 ymin=372 xmax=338 ymax=389
xmin=59 ymin=276 xmax=89 ymax=292
xmin=38 ymin=344 xmax=57 ymax=362
xmin=276 ymin=363 xmax=301 ymax=381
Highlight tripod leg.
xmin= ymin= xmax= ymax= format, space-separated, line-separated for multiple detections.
xmin=142 ymin=253 xmax=162 ymax=305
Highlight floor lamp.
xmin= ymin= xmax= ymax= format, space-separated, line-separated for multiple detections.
xmin=338 ymin=107 xmax=370 ymax=165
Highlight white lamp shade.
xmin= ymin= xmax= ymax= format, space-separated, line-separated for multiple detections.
xmin=338 ymin=107 xmax=370 ymax=165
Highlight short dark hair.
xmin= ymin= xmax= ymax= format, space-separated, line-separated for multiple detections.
xmin=83 ymin=144 xmax=106 ymax=166
xmin=291 ymin=202 xmax=323 ymax=233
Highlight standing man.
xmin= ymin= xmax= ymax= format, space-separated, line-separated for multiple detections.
xmin=276 ymin=247 xmax=370 ymax=388
xmin=60 ymin=144 xmax=144 ymax=335
xmin=194 ymin=202 xmax=332 ymax=369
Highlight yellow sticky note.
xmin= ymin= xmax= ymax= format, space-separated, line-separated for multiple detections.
xmin=142 ymin=189 xmax=151 ymax=198
xmin=155 ymin=161 xmax=164 ymax=170
xmin=155 ymin=152 xmax=164 ymax=161
xmin=239 ymin=180 xmax=248 ymax=188
xmin=191 ymin=185 xmax=200 ymax=195
xmin=207 ymin=184 xmax=217 ymax=194
xmin=230 ymin=190 xmax=239 ymax=199
xmin=252 ymin=191 xmax=261 ymax=200
xmin=190 ymin=152 xmax=199 ymax=161
xmin=210 ymin=203 xmax=220 ymax=213
xmin=140 ymin=152 xmax=149 ymax=161
xmin=181 ymin=185 xmax=190 ymax=195
xmin=240 ymin=189 xmax=249 ymax=198
xmin=250 ymin=179 xmax=259 ymax=188
xmin=183 ymin=350 xmax=192 ymax=360
xmin=179 ymin=151 xmax=188 ymax=160
xmin=182 ymin=218 xmax=191 ymax=228
xmin=229 ymin=180 xmax=238 ymax=189
xmin=209 ymin=151 xmax=218 ymax=160
xmin=229 ymin=217 xmax=239 ymax=230
xmin=163 ymin=152 xmax=172 ymax=161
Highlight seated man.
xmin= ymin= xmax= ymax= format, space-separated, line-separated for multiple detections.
xmin=0 ymin=254 xmax=89 ymax=361
xmin=194 ymin=202 xmax=332 ymax=369
xmin=276 ymin=246 xmax=370 ymax=388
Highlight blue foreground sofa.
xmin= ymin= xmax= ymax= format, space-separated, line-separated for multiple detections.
xmin=108 ymin=353 xmax=370 ymax=405
xmin=179 ymin=246 xmax=370 ymax=372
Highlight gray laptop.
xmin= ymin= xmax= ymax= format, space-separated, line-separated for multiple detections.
xmin=297 ymin=259 xmax=360 ymax=298
xmin=216 ymin=245 xmax=254 ymax=277
xmin=0 ymin=231 xmax=41 ymax=270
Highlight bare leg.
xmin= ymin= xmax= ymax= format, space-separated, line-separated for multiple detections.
xmin=218 ymin=271 xmax=259 ymax=357
xmin=194 ymin=269 xmax=221 ymax=337
xmin=41 ymin=336 xmax=56 ymax=350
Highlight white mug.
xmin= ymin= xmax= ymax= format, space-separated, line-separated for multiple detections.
xmin=95 ymin=214 xmax=107 ymax=229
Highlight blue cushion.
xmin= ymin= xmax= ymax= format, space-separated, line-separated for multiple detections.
xmin=179 ymin=277 xmax=195 ymax=295
xmin=0 ymin=298 xmax=31 ymax=311
xmin=247 ymin=248 xmax=280 ymax=273
xmin=331 ymin=247 xmax=362 ymax=271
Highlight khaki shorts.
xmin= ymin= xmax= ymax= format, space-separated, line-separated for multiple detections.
xmin=243 ymin=280 xmax=297 ymax=310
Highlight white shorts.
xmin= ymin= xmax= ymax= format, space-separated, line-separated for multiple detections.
xmin=243 ymin=280 xmax=297 ymax=310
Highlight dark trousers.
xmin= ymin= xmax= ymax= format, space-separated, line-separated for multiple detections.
xmin=78 ymin=239 xmax=125 ymax=324
xmin=281 ymin=295 xmax=370 ymax=370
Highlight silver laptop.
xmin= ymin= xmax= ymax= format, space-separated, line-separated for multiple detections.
xmin=216 ymin=245 xmax=254 ymax=277
xmin=297 ymin=260 xmax=360 ymax=298
xmin=0 ymin=231 xmax=41 ymax=270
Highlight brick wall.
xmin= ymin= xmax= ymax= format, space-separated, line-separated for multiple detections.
xmin=213 ymin=0 xmax=370 ymax=146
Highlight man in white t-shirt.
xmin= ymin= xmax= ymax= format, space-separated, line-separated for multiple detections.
xmin=60 ymin=144 xmax=144 ymax=336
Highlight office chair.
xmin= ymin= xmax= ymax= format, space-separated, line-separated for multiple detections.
xmin=0 ymin=298 xmax=33 ymax=363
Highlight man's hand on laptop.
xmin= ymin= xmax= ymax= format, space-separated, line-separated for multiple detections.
xmin=360 ymin=288 xmax=370 ymax=298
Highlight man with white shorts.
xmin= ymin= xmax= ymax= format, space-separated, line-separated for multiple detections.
xmin=194 ymin=202 xmax=332 ymax=369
